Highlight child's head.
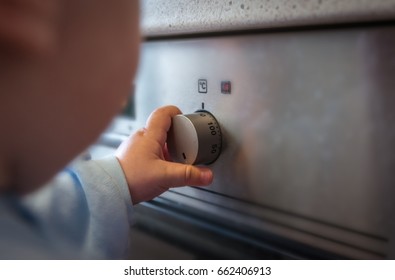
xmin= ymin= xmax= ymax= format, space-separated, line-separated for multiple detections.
xmin=0 ymin=0 xmax=140 ymax=193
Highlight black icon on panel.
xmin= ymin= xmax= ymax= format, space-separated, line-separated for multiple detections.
xmin=198 ymin=79 xmax=207 ymax=93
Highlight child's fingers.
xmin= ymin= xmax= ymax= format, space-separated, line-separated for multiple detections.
xmin=161 ymin=161 xmax=213 ymax=188
xmin=145 ymin=105 xmax=182 ymax=146
xmin=163 ymin=143 xmax=171 ymax=161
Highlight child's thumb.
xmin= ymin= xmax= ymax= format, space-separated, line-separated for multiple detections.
xmin=161 ymin=162 xmax=213 ymax=188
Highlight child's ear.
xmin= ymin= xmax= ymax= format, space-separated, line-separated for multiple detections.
xmin=0 ymin=0 xmax=59 ymax=55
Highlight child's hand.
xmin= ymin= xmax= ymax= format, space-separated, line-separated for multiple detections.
xmin=115 ymin=105 xmax=213 ymax=204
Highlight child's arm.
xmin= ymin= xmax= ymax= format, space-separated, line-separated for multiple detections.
xmin=14 ymin=105 xmax=211 ymax=260
xmin=116 ymin=105 xmax=213 ymax=204
xmin=19 ymin=156 xmax=133 ymax=259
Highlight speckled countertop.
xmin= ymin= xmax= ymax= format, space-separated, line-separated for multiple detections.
xmin=141 ymin=0 xmax=395 ymax=36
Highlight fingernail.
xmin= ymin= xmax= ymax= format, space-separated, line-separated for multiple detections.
xmin=200 ymin=169 xmax=213 ymax=185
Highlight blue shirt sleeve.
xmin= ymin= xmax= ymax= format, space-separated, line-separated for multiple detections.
xmin=68 ymin=156 xmax=134 ymax=258
xmin=17 ymin=156 xmax=134 ymax=259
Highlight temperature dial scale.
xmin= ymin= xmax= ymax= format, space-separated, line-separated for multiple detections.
xmin=167 ymin=111 xmax=222 ymax=165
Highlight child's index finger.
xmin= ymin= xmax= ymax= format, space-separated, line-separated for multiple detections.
xmin=145 ymin=105 xmax=182 ymax=146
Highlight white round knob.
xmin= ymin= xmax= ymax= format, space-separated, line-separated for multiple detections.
xmin=167 ymin=111 xmax=222 ymax=165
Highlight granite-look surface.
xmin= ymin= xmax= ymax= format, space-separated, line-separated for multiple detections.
xmin=141 ymin=0 xmax=395 ymax=36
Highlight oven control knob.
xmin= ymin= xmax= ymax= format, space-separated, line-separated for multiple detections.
xmin=167 ymin=110 xmax=222 ymax=165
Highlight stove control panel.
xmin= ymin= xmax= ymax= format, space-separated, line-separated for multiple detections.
xmin=167 ymin=110 xmax=222 ymax=165
xmin=132 ymin=27 xmax=395 ymax=259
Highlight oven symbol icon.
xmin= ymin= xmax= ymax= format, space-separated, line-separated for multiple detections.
xmin=198 ymin=79 xmax=207 ymax=93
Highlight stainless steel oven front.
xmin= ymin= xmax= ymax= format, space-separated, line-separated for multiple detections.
xmin=92 ymin=0 xmax=395 ymax=259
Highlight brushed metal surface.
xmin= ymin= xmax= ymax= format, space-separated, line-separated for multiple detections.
xmin=134 ymin=25 xmax=395 ymax=258
xmin=141 ymin=0 xmax=395 ymax=36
